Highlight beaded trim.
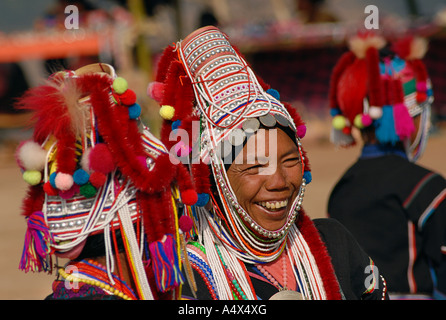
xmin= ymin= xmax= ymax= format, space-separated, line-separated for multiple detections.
xmin=46 ymin=182 xmax=138 ymax=235
xmin=57 ymin=260 xmax=137 ymax=300
xmin=187 ymin=243 xmax=219 ymax=299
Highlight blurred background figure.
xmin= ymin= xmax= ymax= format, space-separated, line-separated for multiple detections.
xmin=327 ymin=33 xmax=446 ymax=299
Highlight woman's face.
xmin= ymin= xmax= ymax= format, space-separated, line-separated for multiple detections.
xmin=227 ymin=128 xmax=303 ymax=232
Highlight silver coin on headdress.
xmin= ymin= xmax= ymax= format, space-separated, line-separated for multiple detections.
xmin=259 ymin=113 xmax=277 ymax=127
xmin=274 ymin=114 xmax=290 ymax=127
xmin=242 ymin=118 xmax=260 ymax=134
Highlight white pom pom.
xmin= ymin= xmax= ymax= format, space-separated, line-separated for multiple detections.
xmin=408 ymin=37 xmax=428 ymax=60
xmin=16 ymin=140 xmax=47 ymax=171
xmin=348 ymin=35 xmax=386 ymax=59
xmin=369 ymin=106 xmax=383 ymax=120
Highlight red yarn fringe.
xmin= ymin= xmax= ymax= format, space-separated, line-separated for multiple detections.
xmin=296 ymin=210 xmax=342 ymax=300
xmin=328 ymin=51 xmax=356 ymax=110
xmin=21 ymin=185 xmax=45 ymax=217
xmin=365 ymin=47 xmax=383 ymax=107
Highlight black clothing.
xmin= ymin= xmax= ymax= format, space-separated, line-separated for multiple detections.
xmin=328 ymin=153 xmax=446 ymax=298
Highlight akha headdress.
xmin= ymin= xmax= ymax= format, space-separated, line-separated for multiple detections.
xmin=329 ymin=33 xmax=433 ymax=161
xmin=15 ymin=63 xmax=195 ymax=299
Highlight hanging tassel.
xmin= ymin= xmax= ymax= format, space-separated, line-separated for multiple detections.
xmin=19 ymin=211 xmax=54 ymax=273
xmin=149 ymin=234 xmax=184 ymax=292
xmin=393 ymin=102 xmax=415 ymax=140
xmin=178 ymin=216 xmax=197 ymax=298
xmin=375 ymin=105 xmax=400 ymax=145
xmin=330 ymin=128 xmax=355 ymax=147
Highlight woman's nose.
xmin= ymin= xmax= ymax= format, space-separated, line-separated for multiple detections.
xmin=264 ymin=164 xmax=288 ymax=191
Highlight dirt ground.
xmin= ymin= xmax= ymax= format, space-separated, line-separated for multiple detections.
xmin=1 ymin=120 xmax=445 ymax=300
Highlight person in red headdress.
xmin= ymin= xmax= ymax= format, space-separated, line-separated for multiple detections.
xmin=327 ymin=33 xmax=446 ymax=299
xmin=15 ymin=63 xmax=197 ymax=300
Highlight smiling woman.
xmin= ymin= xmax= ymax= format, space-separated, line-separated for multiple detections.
xmin=149 ymin=26 xmax=389 ymax=300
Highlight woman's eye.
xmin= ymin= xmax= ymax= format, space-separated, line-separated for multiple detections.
xmin=284 ymin=157 xmax=301 ymax=166
xmin=244 ymin=164 xmax=263 ymax=173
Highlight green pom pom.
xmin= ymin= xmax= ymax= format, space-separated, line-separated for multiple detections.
xmin=332 ymin=115 xmax=347 ymax=130
xmin=80 ymin=183 xmax=97 ymax=198
xmin=159 ymin=105 xmax=175 ymax=120
xmin=353 ymin=114 xmax=365 ymax=129
xmin=112 ymin=77 xmax=128 ymax=94
xmin=23 ymin=170 xmax=42 ymax=185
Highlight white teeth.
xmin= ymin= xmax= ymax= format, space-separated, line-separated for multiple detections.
xmin=259 ymin=200 xmax=288 ymax=210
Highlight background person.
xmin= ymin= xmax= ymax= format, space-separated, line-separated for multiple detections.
xmin=327 ymin=33 xmax=446 ymax=299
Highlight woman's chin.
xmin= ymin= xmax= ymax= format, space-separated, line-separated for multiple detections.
xmin=54 ymin=239 xmax=87 ymax=260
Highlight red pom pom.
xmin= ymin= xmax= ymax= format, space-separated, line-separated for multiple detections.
xmin=179 ymin=215 xmax=194 ymax=233
xmin=89 ymin=171 xmax=107 ymax=187
xmin=58 ymin=184 xmax=79 ymax=199
xmin=342 ymin=126 xmax=352 ymax=135
xmin=89 ymin=143 xmax=115 ymax=174
xmin=43 ymin=181 xmax=58 ymax=196
xmin=147 ymin=81 xmax=165 ymax=103
xmin=181 ymin=189 xmax=198 ymax=205
xmin=296 ymin=125 xmax=307 ymax=138
xmin=416 ymin=92 xmax=427 ymax=103
xmin=118 ymin=89 xmax=137 ymax=106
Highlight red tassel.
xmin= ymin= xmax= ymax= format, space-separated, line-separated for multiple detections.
xmin=21 ymin=185 xmax=45 ymax=217
xmin=391 ymin=36 xmax=413 ymax=59
xmin=175 ymin=164 xmax=198 ymax=205
xmin=191 ymin=161 xmax=211 ymax=194
xmin=409 ymin=60 xmax=428 ymax=83
xmin=365 ymin=47 xmax=383 ymax=107
xmin=14 ymin=82 xmax=71 ymax=144
xmin=329 ymin=51 xmax=356 ymax=110
xmin=173 ymin=75 xmax=195 ymax=121
xmin=161 ymin=61 xmax=185 ymax=108
xmin=155 ymin=45 xmax=178 ymax=83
